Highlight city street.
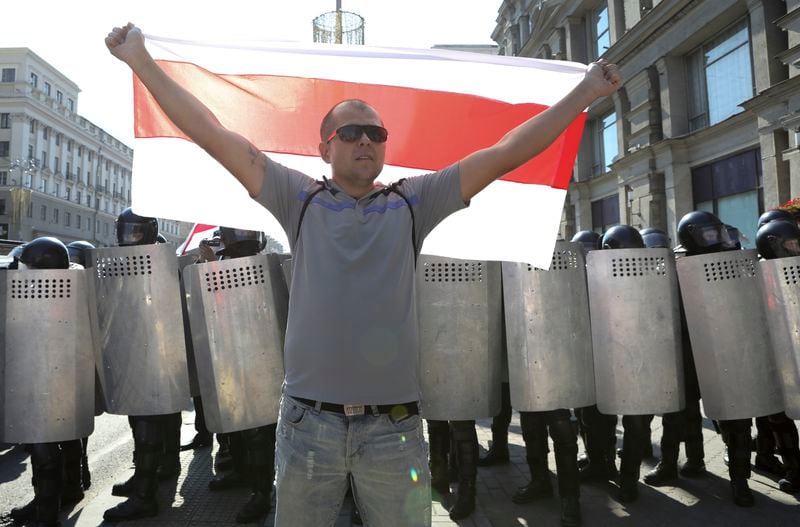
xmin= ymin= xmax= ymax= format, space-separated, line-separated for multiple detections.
xmin=1 ymin=411 xmax=798 ymax=527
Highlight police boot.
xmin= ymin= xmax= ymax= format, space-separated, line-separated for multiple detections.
xmin=726 ymin=427 xmax=754 ymax=507
xmin=512 ymin=456 xmax=552 ymax=503
xmin=157 ymin=413 xmax=181 ymax=480
xmin=80 ymin=437 xmax=91 ymax=491
xmin=775 ymin=423 xmax=800 ymax=493
xmin=478 ymin=431 xmax=510 ymax=467
xmin=680 ymin=439 xmax=707 ymax=478
xmin=514 ymin=412 xmax=552 ymax=503
xmin=10 ymin=498 xmax=37 ymax=523
xmin=210 ymin=432 xmax=248 ymax=491
xmin=104 ymin=421 xmax=160 ymax=522
xmin=449 ymin=422 xmax=478 ymax=521
xmin=236 ymin=425 xmax=275 ymax=523
xmin=580 ymin=412 xmax=617 ymax=482
xmin=32 ymin=443 xmax=62 ymax=527
xmin=427 ymin=421 xmax=450 ymax=500
xmin=60 ymin=440 xmax=84 ymax=506
xmin=617 ymin=416 xmax=644 ymax=503
xmin=644 ymin=414 xmax=680 ymax=486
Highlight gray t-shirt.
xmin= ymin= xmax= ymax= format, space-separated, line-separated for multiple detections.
xmin=257 ymin=158 xmax=467 ymax=404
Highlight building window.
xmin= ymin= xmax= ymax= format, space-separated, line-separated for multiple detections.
xmin=0 ymin=199 xmax=5 ymax=215
xmin=66 ymin=187 xmax=71 ymax=201
xmin=30 ymin=119 xmax=36 ymax=134
xmin=42 ymin=180 xmax=48 ymax=194
xmin=592 ymin=112 xmax=618 ymax=176
xmin=78 ymin=146 xmax=82 ymax=158
xmin=591 ymin=194 xmax=620 ymax=233
xmin=0 ymin=113 xmax=9 ymax=129
xmin=53 ymin=208 xmax=59 ymax=224
xmin=687 ymin=19 xmax=753 ymax=131
xmin=692 ymin=149 xmax=762 ymax=248
xmin=44 ymin=82 xmax=51 ymax=96
xmin=41 ymin=151 xmax=48 ymax=168
xmin=67 ymin=98 xmax=75 ymax=112
xmin=77 ymin=191 xmax=82 ymax=204
xmin=88 ymin=151 xmax=93 ymax=162
xmin=76 ymin=214 xmax=82 ymax=230
xmin=65 ymin=211 xmax=71 ymax=227
xmin=594 ymin=4 xmax=610 ymax=58
xmin=0 ymin=141 xmax=9 ymax=157
xmin=67 ymin=140 xmax=72 ymax=152
xmin=40 ymin=205 xmax=47 ymax=221
xmin=66 ymin=162 xmax=71 ymax=177
xmin=54 ymin=183 xmax=60 ymax=197
xmin=0 ymin=224 xmax=7 ymax=238
xmin=30 ymin=72 xmax=38 ymax=88
xmin=1 ymin=68 xmax=15 ymax=82
xmin=56 ymin=134 xmax=61 ymax=146
xmin=28 ymin=145 xmax=34 ymax=159
xmin=55 ymin=157 xmax=60 ymax=173
xmin=0 ymin=171 xmax=6 ymax=185
xmin=56 ymin=91 xmax=63 ymax=105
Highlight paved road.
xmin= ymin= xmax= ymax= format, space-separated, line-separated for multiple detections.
xmin=1 ymin=411 xmax=799 ymax=526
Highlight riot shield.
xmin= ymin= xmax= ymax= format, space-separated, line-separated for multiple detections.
xmin=503 ymin=242 xmax=596 ymax=412
xmin=760 ymin=256 xmax=800 ymax=419
xmin=0 ymin=269 xmax=95 ymax=442
xmin=88 ymin=244 xmax=191 ymax=415
xmin=184 ymin=253 xmax=288 ymax=432
xmin=417 ymin=256 xmax=502 ymax=420
xmin=677 ymin=250 xmax=782 ymax=420
xmin=587 ymin=248 xmax=684 ymax=415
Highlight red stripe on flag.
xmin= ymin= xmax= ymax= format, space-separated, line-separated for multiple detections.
xmin=134 ymin=60 xmax=585 ymax=190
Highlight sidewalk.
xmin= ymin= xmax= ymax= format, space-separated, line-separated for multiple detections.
xmin=56 ymin=413 xmax=799 ymax=526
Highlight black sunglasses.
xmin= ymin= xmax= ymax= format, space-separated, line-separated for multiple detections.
xmin=326 ymin=124 xmax=388 ymax=144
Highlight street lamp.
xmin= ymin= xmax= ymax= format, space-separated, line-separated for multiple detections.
xmin=9 ymin=157 xmax=37 ymax=188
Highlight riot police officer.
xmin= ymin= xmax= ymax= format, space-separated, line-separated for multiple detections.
xmin=8 ymin=237 xmax=87 ymax=527
xmin=670 ymin=210 xmax=753 ymax=506
xmin=428 ymin=420 xmax=479 ymax=520
xmin=754 ymin=217 xmax=800 ymax=493
xmin=204 ymin=227 xmax=276 ymax=523
xmin=584 ymin=225 xmax=650 ymax=503
xmin=104 ymin=208 xmax=182 ymax=522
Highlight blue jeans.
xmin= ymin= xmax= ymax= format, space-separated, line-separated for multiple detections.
xmin=274 ymin=396 xmax=431 ymax=527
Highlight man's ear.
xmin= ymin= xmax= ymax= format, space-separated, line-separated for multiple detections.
xmin=319 ymin=142 xmax=331 ymax=164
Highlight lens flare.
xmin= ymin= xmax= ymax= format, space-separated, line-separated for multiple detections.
xmin=409 ymin=467 xmax=419 ymax=482
xmin=400 ymin=434 xmax=407 ymax=443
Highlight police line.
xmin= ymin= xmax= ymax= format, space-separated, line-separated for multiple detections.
xmin=2 ymin=241 xmax=799 ymax=443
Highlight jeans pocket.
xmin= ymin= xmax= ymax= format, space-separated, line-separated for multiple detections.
xmin=389 ymin=412 xmax=420 ymax=429
xmin=283 ymin=402 xmax=307 ymax=426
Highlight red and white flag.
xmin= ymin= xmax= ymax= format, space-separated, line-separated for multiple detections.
xmin=132 ymin=35 xmax=587 ymax=268
xmin=176 ymin=223 xmax=217 ymax=256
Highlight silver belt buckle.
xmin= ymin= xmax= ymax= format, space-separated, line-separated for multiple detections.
xmin=344 ymin=404 xmax=365 ymax=416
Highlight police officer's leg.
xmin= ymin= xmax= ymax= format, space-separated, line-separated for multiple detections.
xmin=181 ymin=396 xmax=212 ymax=451
xmin=111 ymin=417 xmax=138 ymax=496
xmin=427 ymin=420 xmax=450 ymax=500
xmin=644 ymin=411 xmax=681 ymax=486
xmin=448 ymin=420 xmax=478 ymax=521
xmin=237 ymin=424 xmax=276 ymax=523
xmin=579 ymin=406 xmax=617 ymax=482
xmin=9 ymin=444 xmax=38 ymax=522
xmin=719 ymin=418 xmax=754 ymax=507
xmin=513 ymin=411 xmax=552 ymax=504
xmin=768 ymin=413 xmax=800 ymax=493
xmin=479 ymin=382 xmax=512 ymax=466
xmin=210 ymin=431 xmax=248 ymax=490
xmin=642 ymin=414 xmax=654 ymax=459
xmin=31 ymin=442 xmax=62 ymax=527
xmin=547 ymin=409 xmax=581 ymax=527
xmin=157 ymin=413 xmax=181 ymax=480
xmin=680 ymin=397 xmax=707 ymax=477
xmin=618 ymin=415 xmax=645 ymax=503
xmin=103 ymin=416 xmax=160 ymax=521
xmin=80 ymin=437 xmax=90 ymax=491
xmin=60 ymin=439 xmax=84 ymax=505
xmin=754 ymin=415 xmax=783 ymax=476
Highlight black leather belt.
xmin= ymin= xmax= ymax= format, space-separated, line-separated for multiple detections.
xmin=292 ymin=397 xmax=419 ymax=418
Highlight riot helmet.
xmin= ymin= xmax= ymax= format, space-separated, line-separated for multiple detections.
xmin=640 ymin=228 xmax=670 ymax=249
xmin=600 ymin=225 xmax=644 ymax=250
xmin=156 ymin=234 xmax=168 ymax=244
xmin=756 ymin=220 xmax=800 ymax=260
xmin=571 ymin=230 xmax=602 ymax=253
xmin=7 ymin=243 xmax=27 ymax=270
xmin=116 ymin=208 xmax=159 ymax=246
xmin=724 ymin=225 xmax=743 ymax=250
xmin=217 ymin=227 xmax=266 ymax=258
xmin=676 ymin=211 xmax=733 ymax=256
xmin=757 ymin=209 xmax=795 ymax=230
xmin=19 ymin=237 xmax=70 ymax=270
xmin=66 ymin=241 xmax=96 ymax=268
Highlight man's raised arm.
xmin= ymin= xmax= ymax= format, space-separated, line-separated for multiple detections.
xmin=106 ymin=23 xmax=267 ymax=198
xmin=458 ymin=60 xmax=621 ymax=203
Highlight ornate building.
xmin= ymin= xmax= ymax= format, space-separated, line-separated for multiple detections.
xmin=493 ymin=0 xmax=800 ymax=247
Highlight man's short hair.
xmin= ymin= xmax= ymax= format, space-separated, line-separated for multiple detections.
xmin=319 ymin=99 xmax=379 ymax=141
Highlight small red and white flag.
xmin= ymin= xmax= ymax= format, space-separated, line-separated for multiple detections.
xmin=175 ymin=223 xmax=218 ymax=256
xmin=131 ymin=36 xmax=587 ymax=268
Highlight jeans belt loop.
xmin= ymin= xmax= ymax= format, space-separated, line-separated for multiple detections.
xmin=313 ymin=400 xmax=323 ymax=415
xmin=369 ymin=405 xmax=380 ymax=417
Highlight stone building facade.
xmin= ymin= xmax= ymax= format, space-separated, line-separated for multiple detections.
xmin=0 ymin=48 xmax=188 ymax=248
xmin=493 ymin=0 xmax=800 ymax=247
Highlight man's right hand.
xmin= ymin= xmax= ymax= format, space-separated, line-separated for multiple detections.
xmin=106 ymin=23 xmax=148 ymax=67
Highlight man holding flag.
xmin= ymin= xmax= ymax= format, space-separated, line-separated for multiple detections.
xmin=106 ymin=22 xmax=619 ymax=526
